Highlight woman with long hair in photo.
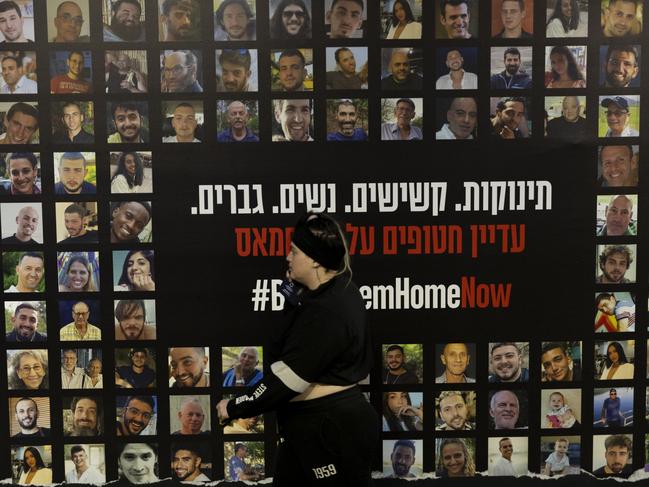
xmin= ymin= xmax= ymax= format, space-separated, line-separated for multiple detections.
xmin=58 ymin=253 xmax=98 ymax=292
xmin=115 ymin=250 xmax=155 ymax=291
xmin=599 ymin=341 xmax=634 ymax=380
xmin=217 ymin=211 xmax=377 ymax=485
xmin=546 ymin=0 xmax=581 ymax=37
xmin=18 ymin=447 xmax=52 ymax=485
xmin=385 ymin=0 xmax=421 ymax=39
xmin=111 ymin=152 xmax=145 ymax=193
xmin=382 ymin=391 xmax=423 ymax=431
xmin=545 ymin=45 xmax=586 ymax=88
xmin=436 ymin=438 xmax=475 ymax=478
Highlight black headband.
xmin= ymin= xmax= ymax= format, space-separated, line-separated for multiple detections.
xmin=292 ymin=221 xmax=344 ymax=271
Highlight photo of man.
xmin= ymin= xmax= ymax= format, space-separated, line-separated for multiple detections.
xmin=4 ymin=251 xmax=44 ymax=292
xmin=602 ymin=0 xmax=641 ymax=37
xmin=436 ymin=48 xmax=477 ymax=89
xmin=597 ymin=194 xmax=636 ymax=236
xmin=489 ymin=390 xmax=527 ymax=429
xmin=115 ymin=347 xmax=156 ymax=388
xmin=107 ymin=102 xmax=148 ymax=143
xmin=0 ymin=53 xmax=36 ymax=93
xmin=381 ymin=98 xmax=422 ymax=140
xmin=49 ymin=50 xmax=91 ymax=94
xmin=159 ymin=0 xmax=199 ymax=41
xmin=381 ymin=48 xmax=422 ymax=90
xmin=49 ymin=0 xmax=89 ymax=42
xmin=595 ymin=292 xmax=635 ymax=332
xmin=599 ymin=96 xmax=640 ymax=137
xmin=1 ymin=152 xmax=40 ymax=195
xmin=51 ymin=102 xmax=94 ymax=144
xmin=5 ymin=302 xmax=46 ymax=342
xmin=1 ymin=203 xmax=41 ymax=244
xmin=115 ymin=299 xmax=156 ymax=340
xmin=437 ymin=0 xmax=474 ymax=39
xmin=64 ymin=445 xmax=105 ymax=483
xmin=598 ymin=145 xmax=638 ymax=187
xmin=592 ymin=434 xmax=633 ymax=478
xmin=170 ymin=395 xmax=210 ymax=435
xmin=325 ymin=0 xmax=364 ymax=38
xmin=436 ymin=97 xmax=477 ymax=140
xmin=10 ymin=397 xmax=50 ymax=437
xmin=492 ymin=0 xmax=532 ymax=38
xmin=382 ymin=344 xmax=420 ymax=384
xmin=436 ymin=391 xmax=475 ymax=430
xmin=488 ymin=437 xmax=527 ymax=476
xmin=383 ymin=439 xmax=421 ymax=478
xmin=161 ymin=50 xmax=202 ymax=93
xmin=601 ymin=45 xmax=640 ymax=88
xmin=272 ymin=49 xmax=311 ymax=92
xmin=214 ymin=0 xmax=256 ymax=40
xmin=222 ymin=346 xmax=263 ymax=387
xmin=105 ymin=50 xmax=147 ymax=93
xmin=57 ymin=203 xmax=98 ymax=244
xmin=270 ymin=0 xmax=311 ymax=39
xmin=169 ymin=347 xmax=210 ymax=388
xmin=435 ymin=342 xmax=475 ymax=382
xmin=103 ymin=0 xmax=146 ymax=42
xmin=326 ymin=99 xmax=368 ymax=141
xmin=272 ymin=99 xmax=313 ymax=142
xmin=116 ymin=395 xmax=155 ymax=436
xmin=109 ymin=201 xmax=151 ymax=243
xmin=216 ymin=100 xmax=259 ymax=142
xmin=64 ymin=396 xmax=101 ymax=436
xmin=545 ymin=96 xmax=587 ymax=139
xmin=216 ymin=49 xmax=256 ymax=92
xmin=0 ymin=102 xmax=38 ymax=144
xmin=162 ymin=102 xmax=202 ymax=143
xmin=60 ymin=300 xmax=101 ymax=341
xmin=541 ymin=342 xmax=581 ymax=381
xmin=0 ymin=1 xmax=34 ymax=43
xmin=54 ymin=152 xmax=95 ymax=195
xmin=325 ymin=47 xmax=367 ymax=90
xmin=489 ymin=342 xmax=529 ymax=383
xmin=491 ymin=96 xmax=529 ymax=139
xmin=490 ymin=47 xmax=532 ymax=89
xmin=596 ymin=244 xmax=635 ymax=283
xmin=171 ymin=443 xmax=211 ymax=482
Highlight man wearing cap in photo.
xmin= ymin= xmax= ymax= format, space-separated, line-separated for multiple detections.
xmin=601 ymin=96 xmax=639 ymax=137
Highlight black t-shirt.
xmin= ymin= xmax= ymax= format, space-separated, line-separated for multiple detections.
xmin=59 ymin=230 xmax=99 ymax=244
xmin=1 ymin=235 xmax=38 ymax=244
xmin=593 ymin=465 xmax=634 ymax=479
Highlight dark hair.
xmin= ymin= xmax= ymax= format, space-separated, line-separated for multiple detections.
xmin=126 ymin=395 xmax=155 ymax=410
xmin=61 ymin=101 xmax=83 ymax=114
xmin=334 ymin=47 xmax=351 ymax=64
xmin=112 ymin=152 xmax=144 ymax=188
xmin=386 ymin=344 xmax=404 ymax=354
xmin=392 ymin=439 xmax=415 ymax=455
xmin=382 ymin=392 xmax=418 ymax=431
xmin=111 ymin=200 xmax=152 ymax=222
xmin=608 ymin=0 xmax=638 ymax=7
xmin=129 ymin=347 xmax=148 ymax=357
xmin=67 ymin=50 xmax=84 ymax=61
xmin=604 ymin=434 xmax=632 ymax=452
xmin=118 ymin=250 xmax=155 ymax=289
xmin=599 ymin=245 xmax=633 ymax=269
xmin=162 ymin=0 xmax=192 ymax=16
xmin=61 ymin=253 xmax=96 ymax=292
xmin=216 ymin=0 xmax=252 ymax=28
xmin=391 ymin=0 xmax=415 ymax=27
xmin=70 ymin=396 xmax=102 ymax=420
xmin=6 ymin=102 xmax=38 ymax=124
xmin=490 ymin=342 xmax=520 ymax=356
xmin=18 ymin=251 xmax=43 ymax=266
xmin=219 ymin=49 xmax=251 ymax=71
xmin=546 ymin=0 xmax=579 ymax=32
xmin=8 ymin=152 xmax=37 ymax=169
xmin=64 ymin=203 xmax=87 ymax=219
xmin=278 ymin=48 xmax=305 ymax=67
xmin=541 ymin=342 xmax=568 ymax=356
xmin=496 ymin=96 xmax=526 ymax=111
xmin=606 ymin=44 xmax=638 ymax=64
xmin=111 ymin=102 xmax=143 ymax=120
xmin=115 ymin=299 xmax=147 ymax=322
xmin=1 ymin=55 xmax=18 ymax=67
xmin=605 ymin=341 xmax=628 ymax=367
xmin=117 ymin=442 xmax=156 ymax=457
xmin=70 ymin=445 xmax=85 ymax=457
xmin=22 ymin=447 xmax=45 ymax=473
xmin=14 ymin=302 xmax=37 ymax=316
xmin=297 ymin=211 xmax=350 ymax=274
xmin=0 ymin=1 xmax=21 ymax=17
xmin=15 ymin=396 xmax=37 ymax=412
xmin=502 ymin=0 xmax=524 ymax=10
xmin=595 ymin=293 xmax=616 ymax=307
xmin=270 ymin=0 xmax=311 ymax=38
xmin=234 ymin=443 xmax=247 ymax=453
xmin=171 ymin=442 xmax=202 ymax=457
xmin=112 ymin=0 xmax=142 ymax=15
xmin=440 ymin=0 xmax=468 ymax=17
xmin=549 ymin=45 xmax=584 ymax=81
xmin=503 ymin=47 xmax=520 ymax=60
xmin=331 ymin=0 xmax=364 ymax=10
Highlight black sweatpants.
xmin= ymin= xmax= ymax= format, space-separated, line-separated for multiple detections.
xmin=273 ymin=387 xmax=379 ymax=486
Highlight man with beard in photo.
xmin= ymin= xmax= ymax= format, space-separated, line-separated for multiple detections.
xmin=13 ymin=397 xmax=50 ymax=437
xmin=115 ymin=300 xmax=156 ymax=340
xmin=270 ymin=0 xmax=311 ymax=39
xmin=104 ymin=0 xmax=146 ymax=42
xmin=169 ymin=347 xmax=210 ymax=387
xmin=603 ymin=45 xmax=639 ymax=88
xmin=488 ymin=342 xmax=529 ymax=382
xmin=66 ymin=396 xmax=101 ymax=436
xmin=117 ymin=395 xmax=154 ymax=436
